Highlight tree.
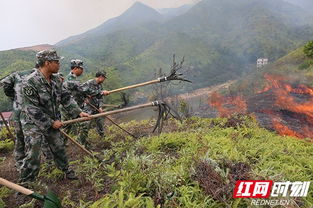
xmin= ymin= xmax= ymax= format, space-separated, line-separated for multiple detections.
xmin=303 ymin=40 xmax=313 ymax=58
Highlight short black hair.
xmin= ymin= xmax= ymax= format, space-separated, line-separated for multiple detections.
xmin=95 ymin=71 xmax=106 ymax=78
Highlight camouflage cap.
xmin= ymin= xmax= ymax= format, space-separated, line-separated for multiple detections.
xmin=36 ymin=49 xmax=63 ymax=61
xmin=70 ymin=59 xmax=84 ymax=69
xmin=95 ymin=71 xmax=107 ymax=78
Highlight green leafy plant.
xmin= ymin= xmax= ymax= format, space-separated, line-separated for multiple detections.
xmin=304 ymin=40 xmax=313 ymax=58
xmin=0 ymin=139 xmax=14 ymax=153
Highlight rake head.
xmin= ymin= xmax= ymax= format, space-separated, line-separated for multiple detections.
xmin=165 ymin=55 xmax=191 ymax=83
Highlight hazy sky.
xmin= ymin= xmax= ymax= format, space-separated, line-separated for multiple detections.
xmin=0 ymin=0 xmax=196 ymax=51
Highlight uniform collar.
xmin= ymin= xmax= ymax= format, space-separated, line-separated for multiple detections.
xmin=36 ymin=69 xmax=58 ymax=85
xmin=36 ymin=69 xmax=48 ymax=85
xmin=70 ymin=72 xmax=77 ymax=78
xmin=91 ymin=79 xmax=98 ymax=85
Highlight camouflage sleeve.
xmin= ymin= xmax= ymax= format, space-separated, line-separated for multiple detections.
xmin=63 ymin=80 xmax=79 ymax=91
xmin=22 ymin=81 xmax=54 ymax=131
xmin=79 ymin=81 xmax=103 ymax=97
xmin=60 ymin=84 xmax=82 ymax=118
xmin=1 ymin=73 xmax=15 ymax=99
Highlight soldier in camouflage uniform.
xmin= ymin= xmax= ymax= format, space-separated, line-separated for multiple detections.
xmin=77 ymin=71 xmax=110 ymax=148
xmin=62 ymin=60 xmax=107 ymax=135
xmin=19 ymin=50 xmax=90 ymax=183
xmin=61 ymin=59 xmax=85 ymax=135
xmin=0 ymin=67 xmax=53 ymax=171
xmin=64 ymin=59 xmax=86 ymax=107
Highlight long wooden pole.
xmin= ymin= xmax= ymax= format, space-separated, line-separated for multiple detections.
xmin=59 ymin=129 xmax=94 ymax=157
xmin=108 ymin=79 xmax=159 ymax=94
xmin=63 ymin=102 xmax=158 ymax=125
xmin=86 ymin=102 xmax=138 ymax=139
xmin=0 ymin=177 xmax=34 ymax=196
xmin=0 ymin=177 xmax=62 ymax=205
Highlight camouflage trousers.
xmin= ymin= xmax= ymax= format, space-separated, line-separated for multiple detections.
xmin=19 ymin=124 xmax=70 ymax=182
xmin=12 ymin=120 xmax=53 ymax=171
xmin=77 ymin=117 xmax=105 ymax=147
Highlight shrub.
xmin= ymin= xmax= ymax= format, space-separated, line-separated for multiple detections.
xmin=303 ymin=40 xmax=313 ymax=58
xmin=298 ymin=60 xmax=313 ymax=70
xmin=0 ymin=139 xmax=14 ymax=153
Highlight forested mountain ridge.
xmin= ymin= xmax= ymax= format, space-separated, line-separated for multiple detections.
xmin=1 ymin=0 xmax=313 ymax=111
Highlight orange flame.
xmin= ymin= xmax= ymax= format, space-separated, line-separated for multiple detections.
xmin=208 ymin=73 xmax=313 ymax=140
xmin=272 ymin=120 xmax=302 ymax=138
xmin=209 ymin=92 xmax=247 ymax=117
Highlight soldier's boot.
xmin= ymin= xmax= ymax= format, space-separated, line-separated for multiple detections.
xmin=65 ymin=169 xmax=78 ymax=180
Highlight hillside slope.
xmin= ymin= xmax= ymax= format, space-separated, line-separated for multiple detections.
xmin=0 ymin=116 xmax=312 ymax=207
xmin=56 ymin=2 xmax=164 ymax=47
xmin=229 ymin=43 xmax=313 ymax=96
xmin=207 ymin=44 xmax=313 ymax=139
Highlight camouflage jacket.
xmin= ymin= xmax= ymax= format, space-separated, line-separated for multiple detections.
xmin=66 ymin=72 xmax=77 ymax=82
xmin=81 ymin=79 xmax=104 ymax=112
xmin=63 ymin=73 xmax=103 ymax=108
xmin=0 ymin=69 xmax=35 ymax=121
xmin=21 ymin=69 xmax=82 ymax=131
xmin=63 ymin=72 xmax=85 ymax=107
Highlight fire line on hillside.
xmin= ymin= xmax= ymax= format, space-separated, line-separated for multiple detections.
xmin=208 ymin=73 xmax=313 ymax=140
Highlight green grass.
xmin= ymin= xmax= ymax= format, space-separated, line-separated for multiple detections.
xmin=0 ymin=139 xmax=14 ymax=153
xmin=0 ymin=116 xmax=312 ymax=207
xmin=87 ymin=116 xmax=313 ymax=207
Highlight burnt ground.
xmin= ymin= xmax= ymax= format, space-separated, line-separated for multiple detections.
xmin=192 ymin=160 xmax=251 ymax=203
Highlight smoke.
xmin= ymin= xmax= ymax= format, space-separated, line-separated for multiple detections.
xmin=283 ymin=0 xmax=313 ymax=10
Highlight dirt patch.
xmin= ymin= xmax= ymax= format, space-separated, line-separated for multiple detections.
xmin=135 ymin=145 xmax=148 ymax=156
xmin=0 ymin=140 xmax=115 ymax=208
xmin=193 ymin=160 xmax=232 ymax=202
xmin=192 ymin=159 xmax=251 ymax=203
xmin=223 ymin=114 xmax=250 ymax=129
xmin=221 ymin=160 xmax=251 ymax=183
